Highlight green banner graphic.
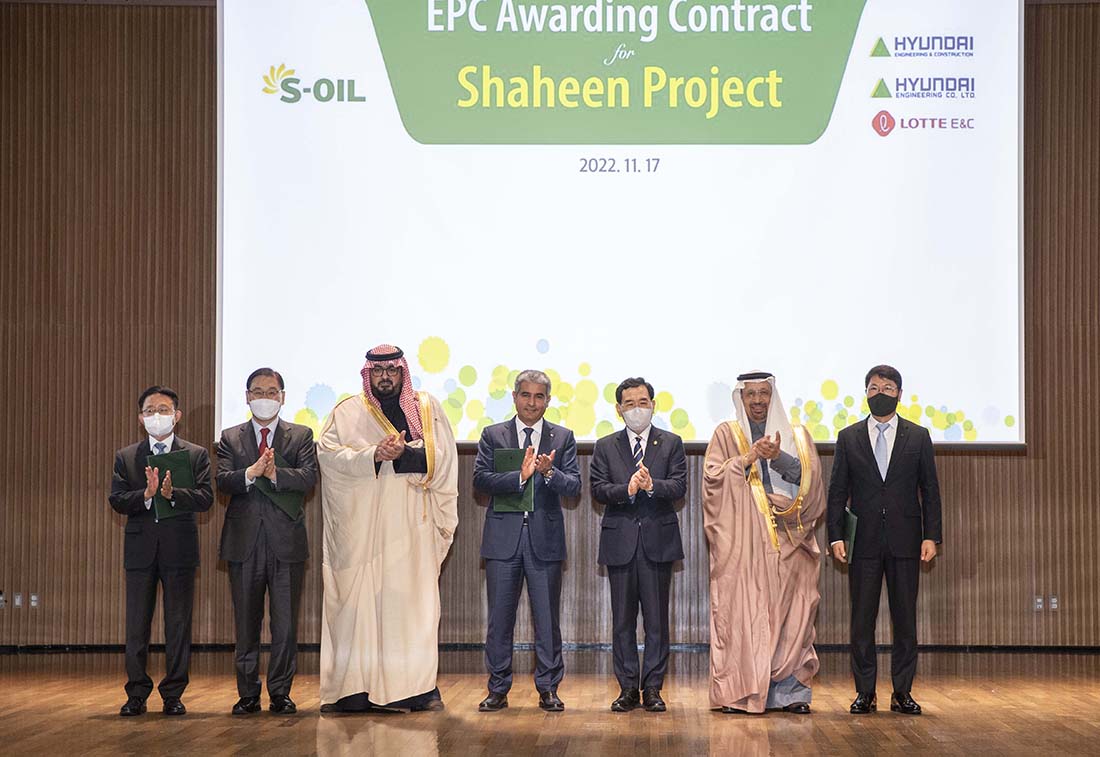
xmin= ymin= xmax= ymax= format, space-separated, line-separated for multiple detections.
xmin=364 ymin=0 xmax=867 ymax=143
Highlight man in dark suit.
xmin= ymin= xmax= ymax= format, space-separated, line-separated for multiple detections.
xmin=591 ymin=377 xmax=687 ymax=713
xmin=216 ymin=367 xmax=318 ymax=716
xmin=473 ymin=369 xmax=581 ymax=713
xmin=827 ymin=364 xmax=942 ymax=716
xmin=109 ymin=385 xmax=213 ymax=717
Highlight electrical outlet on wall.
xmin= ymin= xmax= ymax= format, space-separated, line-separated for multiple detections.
xmin=30 ymin=593 xmax=39 ymax=609
xmin=0 ymin=590 xmax=5 ymax=609
xmin=1050 ymin=595 xmax=1060 ymax=611
xmin=13 ymin=592 xmax=22 ymax=609
xmin=1033 ymin=595 xmax=1044 ymax=612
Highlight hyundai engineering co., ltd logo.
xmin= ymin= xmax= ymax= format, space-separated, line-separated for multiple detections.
xmin=261 ymin=63 xmax=365 ymax=104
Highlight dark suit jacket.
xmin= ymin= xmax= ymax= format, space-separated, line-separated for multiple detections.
xmin=215 ymin=419 xmax=318 ymax=563
xmin=826 ymin=416 xmax=943 ymax=559
xmin=473 ymin=419 xmax=582 ymax=562
xmin=591 ymin=426 xmax=688 ymax=566
xmin=109 ymin=436 xmax=214 ymax=570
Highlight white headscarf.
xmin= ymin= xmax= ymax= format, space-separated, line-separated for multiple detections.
xmin=732 ymin=371 xmax=798 ymax=500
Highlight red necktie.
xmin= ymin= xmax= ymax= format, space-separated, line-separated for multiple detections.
xmin=259 ymin=427 xmax=270 ymax=456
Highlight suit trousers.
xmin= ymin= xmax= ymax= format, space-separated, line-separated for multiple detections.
xmin=484 ymin=523 xmax=563 ymax=695
xmin=607 ymin=544 xmax=673 ymax=691
xmin=848 ymin=541 xmax=920 ymax=695
xmin=228 ymin=525 xmax=305 ymax=698
xmin=124 ymin=558 xmax=195 ymax=700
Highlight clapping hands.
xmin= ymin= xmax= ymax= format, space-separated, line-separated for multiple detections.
xmin=752 ymin=431 xmax=781 ymax=461
xmin=628 ymin=461 xmax=653 ymax=497
xmin=246 ymin=448 xmax=277 ymax=481
xmin=374 ymin=431 xmax=408 ymax=462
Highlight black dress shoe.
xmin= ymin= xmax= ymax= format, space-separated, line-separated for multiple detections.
xmin=538 ymin=689 xmax=565 ymax=712
xmin=849 ymin=692 xmax=876 ymax=714
xmin=720 ymin=706 xmax=747 ymax=714
xmin=890 ymin=692 xmax=922 ymax=715
xmin=119 ymin=696 xmax=147 ymax=717
xmin=642 ymin=687 xmax=666 ymax=713
xmin=162 ymin=697 xmax=187 ymax=716
xmin=478 ymin=692 xmax=508 ymax=712
xmin=610 ymin=688 xmax=640 ymax=712
xmin=232 ymin=696 xmax=261 ymax=715
xmin=783 ymin=702 xmax=811 ymax=714
xmin=270 ymin=695 xmax=297 ymax=715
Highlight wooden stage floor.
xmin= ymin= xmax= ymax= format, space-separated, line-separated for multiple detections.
xmin=1 ymin=650 xmax=1098 ymax=756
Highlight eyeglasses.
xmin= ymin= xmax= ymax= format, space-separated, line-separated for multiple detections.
xmin=247 ymin=388 xmax=284 ymax=400
xmin=369 ymin=366 xmax=402 ymax=378
xmin=868 ymin=384 xmax=898 ymax=395
xmin=141 ymin=406 xmax=175 ymax=416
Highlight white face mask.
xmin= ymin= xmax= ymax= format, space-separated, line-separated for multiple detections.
xmin=622 ymin=406 xmax=654 ymax=433
xmin=143 ymin=413 xmax=175 ymax=437
xmin=249 ymin=398 xmax=282 ymax=421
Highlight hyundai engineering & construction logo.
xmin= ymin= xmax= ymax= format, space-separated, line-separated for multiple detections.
xmin=870 ymin=35 xmax=975 ymax=58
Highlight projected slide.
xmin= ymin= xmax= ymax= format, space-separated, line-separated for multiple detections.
xmin=220 ymin=0 xmax=1022 ymax=442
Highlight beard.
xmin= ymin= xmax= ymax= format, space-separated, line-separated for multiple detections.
xmin=373 ymin=381 xmax=400 ymax=399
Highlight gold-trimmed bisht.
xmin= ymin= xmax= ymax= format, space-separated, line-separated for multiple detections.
xmin=726 ymin=421 xmax=815 ymax=552
xmin=362 ymin=392 xmax=438 ymax=520
xmin=728 ymin=421 xmax=781 ymax=553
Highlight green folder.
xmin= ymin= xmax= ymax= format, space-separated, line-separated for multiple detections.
xmin=844 ymin=507 xmax=858 ymax=558
xmin=252 ymin=450 xmax=305 ymax=521
xmin=492 ymin=448 xmax=534 ymax=513
xmin=146 ymin=449 xmax=194 ymax=521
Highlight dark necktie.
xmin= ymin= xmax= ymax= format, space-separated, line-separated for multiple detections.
xmin=154 ymin=442 xmax=166 ymax=455
xmin=259 ymin=427 xmax=270 ymax=456
xmin=522 ymin=427 xmax=534 ymax=449
xmin=758 ymin=441 xmax=772 ymax=491
xmin=632 ymin=435 xmax=643 ymax=466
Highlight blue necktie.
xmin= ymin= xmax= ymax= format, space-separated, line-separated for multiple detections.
xmin=632 ymin=435 xmax=643 ymax=466
xmin=875 ymin=422 xmax=890 ymax=480
xmin=522 ymin=427 xmax=534 ymax=449
xmin=154 ymin=442 xmax=166 ymax=455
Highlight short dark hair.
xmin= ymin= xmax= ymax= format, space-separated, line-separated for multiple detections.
xmin=246 ymin=367 xmax=285 ymax=390
xmin=615 ymin=377 xmax=655 ymax=404
xmin=864 ymin=365 xmax=903 ymax=392
xmin=138 ymin=385 xmax=179 ymax=411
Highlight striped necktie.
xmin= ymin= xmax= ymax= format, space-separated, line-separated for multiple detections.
xmin=632 ymin=435 xmax=643 ymax=466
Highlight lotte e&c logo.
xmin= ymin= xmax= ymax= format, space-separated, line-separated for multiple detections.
xmin=872 ymin=110 xmax=896 ymax=137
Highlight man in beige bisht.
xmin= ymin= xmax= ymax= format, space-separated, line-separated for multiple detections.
xmin=316 ymin=344 xmax=458 ymax=712
xmin=703 ymin=370 xmax=825 ymax=714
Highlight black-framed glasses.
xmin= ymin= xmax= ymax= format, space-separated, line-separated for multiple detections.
xmin=369 ymin=366 xmax=402 ymax=378
xmin=141 ymin=406 xmax=174 ymax=417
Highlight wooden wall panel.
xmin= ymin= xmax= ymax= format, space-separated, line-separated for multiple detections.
xmin=0 ymin=3 xmax=1098 ymax=649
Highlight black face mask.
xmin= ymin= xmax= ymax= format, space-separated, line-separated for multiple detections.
xmin=867 ymin=392 xmax=899 ymax=417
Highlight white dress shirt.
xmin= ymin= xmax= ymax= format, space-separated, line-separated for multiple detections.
xmin=514 ymin=416 xmax=548 ymax=488
xmin=144 ymin=433 xmax=175 ymax=509
xmin=867 ymin=412 xmax=899 ymax=468
xmin=514 ymin=416 xmax=544 ymax=452
xmin=627 ymin=424 xmax=654 ymax=501
xmin=627 ymin=424 xmax=652 ymax=462
xmin=830 ymin=412 xmax=900 ymax=547
xmin=246 ymin=416 xmax=279 ymax=488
